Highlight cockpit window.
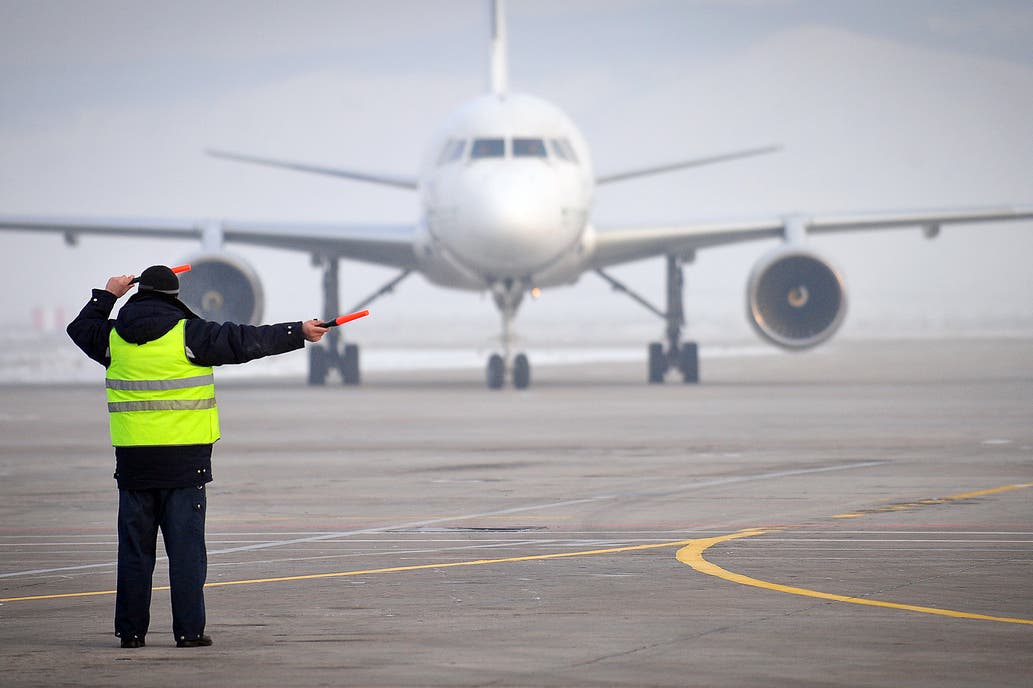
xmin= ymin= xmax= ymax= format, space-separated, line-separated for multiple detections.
xmin=437 ymin=139 xmax=466 ymax=165
xmin=513 ymin=138 xmax=547 ymax=158
xmin=549 ymin=138 xmax=578 ymax=163
xmin=471 ymin=138 xmax=505 ymax=158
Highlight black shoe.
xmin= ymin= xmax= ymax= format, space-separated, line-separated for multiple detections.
xmin=120 ymin=637 xmax=145 ymax=649
xmin=176 ymin=635 xmax=212 ymax=648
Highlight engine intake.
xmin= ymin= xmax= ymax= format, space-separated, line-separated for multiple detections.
xmin=178 ymin=254 xmax=264 ymax=324
xmin=747 ymin=247 xmax=847 ymax=349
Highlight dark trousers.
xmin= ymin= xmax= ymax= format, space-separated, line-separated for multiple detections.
xmin=115 ymin=486 xmax=207 ymax=643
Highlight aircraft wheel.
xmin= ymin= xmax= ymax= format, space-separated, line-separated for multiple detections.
xmin=513 ymin=353 xmax=530 ymax=390
xmin=308 ymin=346 xmax=328 ymax=386
xmin=679 ymin=342 xmax=699 ymax=384
xmin=648 ymin=342 xmax=665 ymax=384
xmin=341 ymin=343 xmax=360 ymax=385
xmin=487 ymin=353 xmax=505 ymax=390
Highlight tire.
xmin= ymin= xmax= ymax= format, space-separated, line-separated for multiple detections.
xmin=513 ymin=353 xmax=530 ymax=390
xmin=341 ymin=343 xmax=360 ymax=385
xmin=487 ymin=353 xmax=505 ymax=389
xmin=679 ymin=342 xmax=699 ymax=383
xmin=648 ymin=342 xmax=665 ymax=384
xmin=308 ymin=346 xmax=328 ymax=386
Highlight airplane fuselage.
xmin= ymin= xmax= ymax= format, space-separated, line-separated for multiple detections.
xmin=414 ymin=92 xmax=596 ymax=291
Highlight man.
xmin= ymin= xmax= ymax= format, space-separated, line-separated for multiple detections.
xmin=67 ymin=265 xmax=329 ymax=649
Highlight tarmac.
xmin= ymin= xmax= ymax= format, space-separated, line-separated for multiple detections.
xmin=1 ymin=337 xmax=1031 ymax=687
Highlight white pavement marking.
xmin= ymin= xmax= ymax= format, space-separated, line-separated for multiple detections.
xmin=0 ymin=460 xmax=884 ymax=580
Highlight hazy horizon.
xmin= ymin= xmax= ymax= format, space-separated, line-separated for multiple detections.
xmin=2 ymin=0 xmax=1032 ymax=350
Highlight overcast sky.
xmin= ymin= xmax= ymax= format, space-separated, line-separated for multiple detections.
xmin=2 ymin=0 xmax=1031 ymax=346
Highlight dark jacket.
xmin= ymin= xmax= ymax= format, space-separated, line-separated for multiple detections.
xmin=67 ymin=289 xmax=305 ymax=489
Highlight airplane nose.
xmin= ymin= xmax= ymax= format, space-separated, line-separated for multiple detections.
xmin=468 ymin=175 xmax=556 ymax=238
xmin=455 ymin=170 xmax=567 ymax=271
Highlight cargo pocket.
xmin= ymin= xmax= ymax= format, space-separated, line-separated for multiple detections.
xmin=191 ymin=484 xmax=206 ymax=537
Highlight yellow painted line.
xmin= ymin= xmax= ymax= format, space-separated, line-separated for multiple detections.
xmin=834 ymin=481 xmax=1033 ymax=519
xmin=8 ymin=480 xmax=1033 ymax=629
xmin=0 ymin=589 xmax=132 ymax=603
xmin=676 ymin=528 xmax=1033 ymax=626
xmin=0 ymin=538 xmax=697 ymax=603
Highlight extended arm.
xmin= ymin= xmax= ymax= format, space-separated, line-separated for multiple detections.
xmin=184 ymin=319 xmax=327 ymax=366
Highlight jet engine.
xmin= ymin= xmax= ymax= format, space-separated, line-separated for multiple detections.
xmin=746 ymin=246 xmax=847 ymax=349
xmin=178 ymin=254 xmax=264 ymax=324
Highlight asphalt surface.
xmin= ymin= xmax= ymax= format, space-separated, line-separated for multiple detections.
xmin=1 ymin=338 xmax=1031 ymax=687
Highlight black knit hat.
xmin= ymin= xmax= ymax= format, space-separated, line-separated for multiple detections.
xmin=137 ymin=265 xmax=179 ymax=295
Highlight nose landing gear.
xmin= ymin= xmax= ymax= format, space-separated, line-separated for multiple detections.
xmin=485 ymin=279 xmax=531 ymax=390
xmin=486 ymin=351 xmax=531 ymax=390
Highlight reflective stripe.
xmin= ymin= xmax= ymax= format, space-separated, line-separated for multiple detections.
xmin=106 ymin=374 xmax=215 ymax=391
xmin=108 ymin=398 xmax=217 ymax=413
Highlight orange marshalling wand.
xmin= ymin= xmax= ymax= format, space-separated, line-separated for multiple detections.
xmin=130 ymin=264 xmax=192 ymax=284
xmin=318 ymin=309 xmax=370 ymax=328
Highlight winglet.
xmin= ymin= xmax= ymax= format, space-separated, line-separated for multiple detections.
xmin=489 ymin=0 xmax=508 ymax=96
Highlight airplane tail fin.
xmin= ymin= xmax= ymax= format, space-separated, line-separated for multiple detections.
xmin=489 ymin=0 xmax=508 ymax=96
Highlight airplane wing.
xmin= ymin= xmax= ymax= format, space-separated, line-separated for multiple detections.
xmin=590 ymin=205 xmax=1033 ymax=268
xmin=220 ymin=220 xmax=417 ymax=268
xmin=207 ymin=149 xmax=419 ymax=191
xmin=0 ymin=214 xmax=419 ymax=269
xmin=595 ymin=145 xmax=782 ymax=185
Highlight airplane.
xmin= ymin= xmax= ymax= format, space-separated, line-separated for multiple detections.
xmin=2 ymin=0 xmax=1031 ymax=389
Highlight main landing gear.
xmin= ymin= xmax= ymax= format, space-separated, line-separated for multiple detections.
xmin=597 ymin=253 xmax=700 ymax=384
xmin=308 ymin=340 xmax=359 ymax=386
xmin=486 ymin=279 xmax=531 ymax=390
xmin=307 ymin=254 xmax=410 ymax=386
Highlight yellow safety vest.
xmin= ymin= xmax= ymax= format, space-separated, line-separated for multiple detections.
xmin=106 ymin=320 xmax=220 ymax=447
